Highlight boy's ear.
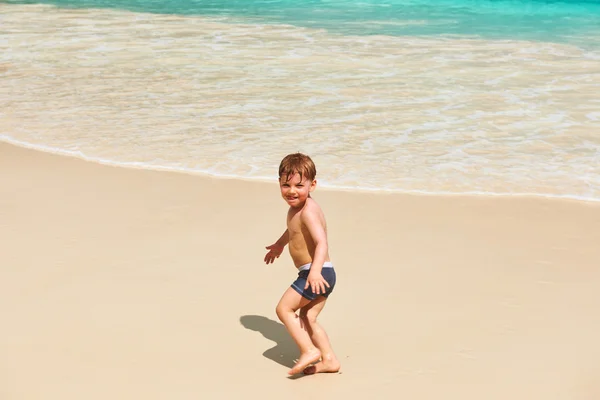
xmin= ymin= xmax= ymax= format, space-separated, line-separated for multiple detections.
xmin=309 ymin=179 xmax=317 ymax=192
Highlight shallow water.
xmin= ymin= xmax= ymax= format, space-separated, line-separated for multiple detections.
xmin=1 ymin=1 xmax=600 ymax=201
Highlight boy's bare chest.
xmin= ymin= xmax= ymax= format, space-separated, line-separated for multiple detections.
xmin=286 ymin=211 xmax=309 ymax=241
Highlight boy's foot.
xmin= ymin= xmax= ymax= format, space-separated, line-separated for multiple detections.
xmin=302 ymin=358 xmax=341 ymax=375
xmin=288 ymin=349 xmax=321 ymax=375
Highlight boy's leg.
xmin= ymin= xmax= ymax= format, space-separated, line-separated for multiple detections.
xmin=275 ymin=287 xmax=322 ymax=375
xmin=299 ymin=296 xmax=341 ymax=374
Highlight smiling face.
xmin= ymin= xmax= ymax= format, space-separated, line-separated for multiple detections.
xmin=279 ymin=172 xmax=316 ymax=208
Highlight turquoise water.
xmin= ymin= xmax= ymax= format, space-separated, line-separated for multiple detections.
xmin=5 ymin=0 xmax=600 ymax=44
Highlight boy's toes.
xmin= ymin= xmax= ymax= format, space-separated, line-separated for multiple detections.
xmin=288 ymin=349 xmax=321 ymax=375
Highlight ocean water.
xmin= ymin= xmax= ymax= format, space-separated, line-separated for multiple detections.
xmin=1 ymin=0 xmax=600 ymax=201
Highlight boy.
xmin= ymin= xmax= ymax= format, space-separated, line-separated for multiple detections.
xmin=264 ymin=153 xmax=340 ymax=376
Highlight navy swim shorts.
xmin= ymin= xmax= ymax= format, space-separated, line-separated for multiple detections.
xmin=291 ymin=263 xmax=336 ymax=301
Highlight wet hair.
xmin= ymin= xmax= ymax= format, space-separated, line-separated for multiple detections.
xmin=278 ymin=153 xmax=317 ymax=182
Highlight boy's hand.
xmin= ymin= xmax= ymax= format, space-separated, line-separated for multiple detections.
xmin=305 ymin=272 xmax=330 ymax=295
xmin=264 ymin=243 xmax=284 ymax=264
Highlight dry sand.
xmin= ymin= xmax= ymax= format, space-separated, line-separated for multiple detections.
xmin=1 ymin=142 xmax=600 ymax=399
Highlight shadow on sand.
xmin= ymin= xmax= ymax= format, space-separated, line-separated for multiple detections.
xmin=240 ymin=315 xmax=299 ymax=369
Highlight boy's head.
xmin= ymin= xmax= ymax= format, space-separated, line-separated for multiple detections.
xmin=278 ymin=153 xmax=317 ymax=183
xmin=278 ymin=153 xmax=317 ymax=207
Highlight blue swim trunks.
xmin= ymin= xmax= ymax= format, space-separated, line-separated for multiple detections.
xmin=291 ymin=262 xmax=336 ymax=301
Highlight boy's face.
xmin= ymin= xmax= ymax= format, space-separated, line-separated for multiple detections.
xmin=279 ymin=172 xmax=316 ymax=208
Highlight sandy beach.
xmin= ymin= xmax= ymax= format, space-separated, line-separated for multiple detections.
xmin=1 ymin=141 xmax=599 ymax=399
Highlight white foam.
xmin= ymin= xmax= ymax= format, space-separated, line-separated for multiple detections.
xmin=2 ymin=136 xmax=598 ymax=204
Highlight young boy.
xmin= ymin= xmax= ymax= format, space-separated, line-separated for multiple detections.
xmin=264 ymin=153 xmax=340 ymax=376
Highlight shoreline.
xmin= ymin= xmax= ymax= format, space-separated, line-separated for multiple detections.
xmin=2 ymin=137 xmax=598 ymax=205
xmin=2 ymin=141 xmax=600 ymax=400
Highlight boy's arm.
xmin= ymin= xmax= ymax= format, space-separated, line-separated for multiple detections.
xmin=301 ymin=208 xmax=330 ymax=294
xmin=264 ymin=229 xmax=289 ymax=264
xmin=275 ymin=229 xmax=290 ymax=247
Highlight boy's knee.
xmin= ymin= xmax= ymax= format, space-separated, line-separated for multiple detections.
xmin=275 ymin=304 xmax=287 ymax=321
xmin=275 ymin=305 xmax=283 ymax=321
